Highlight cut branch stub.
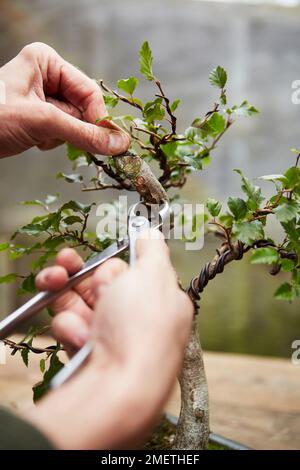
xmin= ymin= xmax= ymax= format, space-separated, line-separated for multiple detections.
xmin=114 ymin=152 xmax=168 ymax=204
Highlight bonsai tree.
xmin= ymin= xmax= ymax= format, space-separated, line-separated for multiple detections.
xmin=1 ymin=42 xmax=299 ymax=450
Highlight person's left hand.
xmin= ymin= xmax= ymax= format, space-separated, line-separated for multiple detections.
xmin=0 ymin=42 xmax=130 ymax=157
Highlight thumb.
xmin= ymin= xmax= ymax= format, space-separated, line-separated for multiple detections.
xmin=35 ymin=103 xmax=130 ymax=156
xmin=135 ymin=229 xmax=171 ymax=271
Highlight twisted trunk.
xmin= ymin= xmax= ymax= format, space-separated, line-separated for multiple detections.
xmin=174 ymin=317 xmax=209 ymax=450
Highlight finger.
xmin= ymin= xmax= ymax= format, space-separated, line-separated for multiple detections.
xmin=29 ymin=103 xmax=130 ymax=155
xmin=46 ymin=96 xmax=82 ymax=120
xmin=35 ymin=266 xmax=68 ymax=291
xmin=44 ymin=54 xmax=107 ymax=124
xmin=56 ymin=248 xmax=95 ymax=308
xmin=35 ymin=249 xmax=93 ymax=320
xmin=135 ymin=229 xmax=173 ymax=272
xmin=92 ymin=258 xmax=128 ymax=298
xmin=52 ymin=311 xmax=90 ymax=351
xmin=55 ymin=248 xmax=83 ymax=274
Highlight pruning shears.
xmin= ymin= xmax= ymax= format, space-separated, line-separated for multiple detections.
xmin=0 ymin=201 xmax=170 ymax=387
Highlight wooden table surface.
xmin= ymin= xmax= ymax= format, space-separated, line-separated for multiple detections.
xmin=1 ymin=336 xmax=299 ymax=450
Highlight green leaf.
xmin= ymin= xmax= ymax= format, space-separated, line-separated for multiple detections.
xmin=170 ymin=99 xmax=180 ymax=112
xmin=206 ymin=198 xmax=222 ymax=217
xmin=61 ymin=201 xmax=94 ymax=215
xmin=234 ymin=169 xmax=264 ymax=211
xmin=40 ymin=358 xmax=45 ymax=374
xmin=258 ymin=174 xmax=286 ymax=183
xmin=33 ymin=352 xmax=64 ymax=402
xmin=280 ymin=259 xmax=296 ymax=272
xmin=202 ymin=112 xmax=226 ymax=137
xmin=219 ymin=214 xmax=234 ymax=228
xmin=143 ymin=98 xmax=165 ymax=123
xmin=160 ymin=141 xmax=179 ymax=161
xmin=232 ymin=100 xmax=259 ymax=117
xmin=21 ymin=345 xmax=30 ymax=367
xmin=56 ymin=172 xmax=83 ymax=184
xmin=274 ymin=282 xmax=293 ymax=301
xmin=0 ymin=242 xmax=9 ymax=252
xmin=22 ymin=273 xmax=36 ymax=293
xmin=233 ymin=220 xmax=264 ymax=245
xmin=67 ymin=143 xmax=84 ymax=161
xmin=139 ymin=41 xmax=154 ymax=81
xmin=250 ymin=247 xmax=279 ymax=265
xmin=117 ymin=76 xmax=139 ymax=95
xmin=63 ymin=215 xmax=83 ymax=225
xmin=103 ymin=95 xmax=118 ymax=108
xmin=20 ymin=199 xmax=44 ymax=207
xmin=284 ymin=167 xmax=300 ymax=188
xmin=273 ymin=200 xmax=299 ymax=222
xmin=227 ymin=197 xmax=248 ymax=220
xmin=209 ymin=66 xmax=227 ymax=89
xmin=0 ymin=273 xmax=17 ymax=284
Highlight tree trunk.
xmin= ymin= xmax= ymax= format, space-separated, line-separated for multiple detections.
xmin=174 ymin=317 xmax=210 ymax=450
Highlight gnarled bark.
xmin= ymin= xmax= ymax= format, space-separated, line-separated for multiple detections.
xmin=115 ymin=153 xmax=168 ymax=204
xmin=174 ymin=317 xmax=209 ymax=450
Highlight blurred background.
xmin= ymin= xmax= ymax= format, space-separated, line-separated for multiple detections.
xmin=0 ymin=0 xmax=300 ymax=358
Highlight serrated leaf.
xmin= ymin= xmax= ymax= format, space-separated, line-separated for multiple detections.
xmin=227 ymin=197 xmax=248 ymax=220
xmin=0 ymin=273 xmax=17 ymax=284
xmin=250 ymin=247 xmax=279 ymax=265
xmin=274 ymin=200 xmax=299 ymax=222
xmin=234 ymin=169 xmax=264 ymax=211
xmin=139 ymin=41 xmax=154 ymax=81
xmin=201 ymin=112 xmax=226 ymax=137
xmin=143 ymin=98 xmax=165 ymax=123
xmin=274 ymin=282 xmax=293 ymax=301
xmin=232 ymin=100 xmax=259 ymax=117
xmin=209 ymin=66 xmax=227 ymax=89
xmin=233 ymin=220 xmax=264 ymax=245
xmin=103 ymin=95 xmax=119 ymax=108
xmin=67 ymin=143 xmax=84 ymax=161
xmin=117 ymin=76 xmax=139 ymax=95
xmin=206 ymin=198 xmax=222 ymax=217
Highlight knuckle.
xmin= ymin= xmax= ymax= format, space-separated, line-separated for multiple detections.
xmin=20 ymin=42 xmax=52 ymax=58
xmin=88 ymin=126 xmax=109 ymax=153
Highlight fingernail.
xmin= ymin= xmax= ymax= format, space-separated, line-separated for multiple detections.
xmin=108 ymin=132 xmax=129 ymax=154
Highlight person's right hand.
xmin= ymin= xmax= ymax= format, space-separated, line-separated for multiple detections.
xmin=31 ymin=230 xmax=193 ymax=449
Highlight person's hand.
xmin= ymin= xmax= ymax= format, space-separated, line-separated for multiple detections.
xmin=0 ymin=42 xmax=130 ymax=158
xmin=35 ymin=248 xmax=96 ymax=356
xmin=30 ymin=231 xmax=193 ymax=449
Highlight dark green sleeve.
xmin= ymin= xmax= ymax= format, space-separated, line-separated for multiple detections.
xmin=0 ymin=407 xmax=55 ymax=450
